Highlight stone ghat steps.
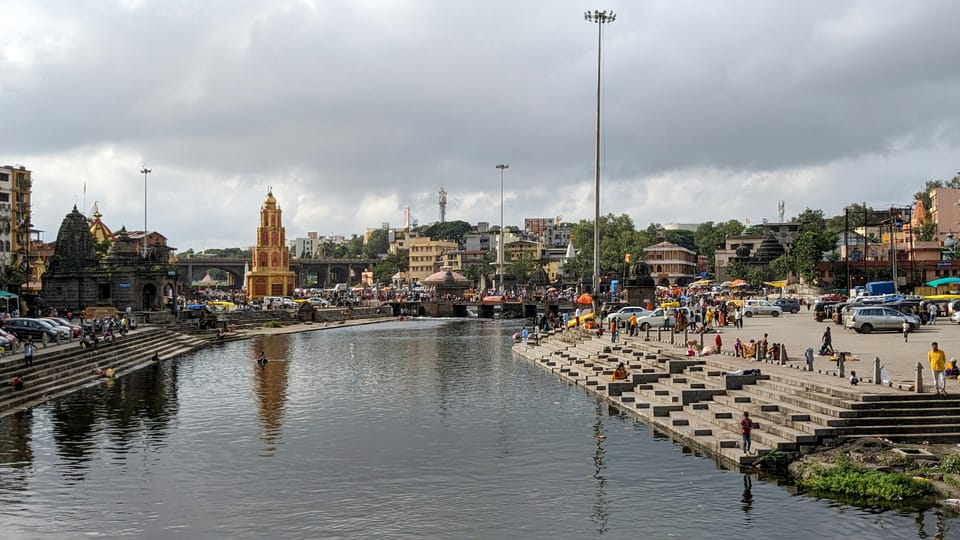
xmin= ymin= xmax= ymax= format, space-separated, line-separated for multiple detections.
xmin=0 ymin=331 xmax=193 ymax=410
xmin=527 ymin=331 xmax=960 ymax=461
xmin=632 ymin=335 xmax=960 ymax=441
xmin=609 ymin=388 xmax=780 ymax=466
xmin=532 ymin=340 xmax=785 ymax=466
xmin=0 ymin=329 xmax=208 ymax=417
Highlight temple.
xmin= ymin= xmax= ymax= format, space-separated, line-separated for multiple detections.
xmin=244 ymin=190 xmax=295 ymax=300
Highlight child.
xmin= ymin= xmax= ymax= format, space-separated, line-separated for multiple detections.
xmin=849 ymin=370 xmax=859 ymax=385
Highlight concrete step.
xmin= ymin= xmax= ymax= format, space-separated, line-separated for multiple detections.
xmin=735 ymin=383 xmax=859 ymax=419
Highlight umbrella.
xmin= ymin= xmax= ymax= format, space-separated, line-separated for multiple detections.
xmin=719 ymin=281 xmax=732 ymax=287
xmin=729 ymin=279 xmax=749 ymax=287
xmin=576 ymin=293 xmax=593 ymax=305
xmin=926 ymin=277 xmax=960 ymax=288
xmin=547 ymin=287 xmax=558 ymax=292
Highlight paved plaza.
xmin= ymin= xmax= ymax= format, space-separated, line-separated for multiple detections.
xmin=644 ymin=310 xmax=960 ymax=389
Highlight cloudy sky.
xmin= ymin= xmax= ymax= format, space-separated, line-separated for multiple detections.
xmin=4 ymin=0 xmax=960 ymax=251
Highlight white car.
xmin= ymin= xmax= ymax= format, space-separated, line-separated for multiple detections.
xmin=308 ymin=297 xmax=331 ymax=307
xmin=604 ymin=306 xmax=650 ymax=324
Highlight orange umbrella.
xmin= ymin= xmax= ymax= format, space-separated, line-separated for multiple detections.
xmin=729 ymin=279 xmax=749 ymax=287
xmin=576 ymin=293 xmax=593 ymax=305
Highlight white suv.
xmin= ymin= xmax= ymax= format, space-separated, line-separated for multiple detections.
xmin=740 ymin=299 xmax=783 ymax=318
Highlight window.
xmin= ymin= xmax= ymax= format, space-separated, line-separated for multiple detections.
xmin=0 ymin=173 xmax=7 ymax=182
xmin=0 ymin=193 xmax=8 ymax=202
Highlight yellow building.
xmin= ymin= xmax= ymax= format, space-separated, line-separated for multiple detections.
xmin=245 ymin=190 xmax=296 ymax=299
xmin=408 ymin=236 xmax=458 ymax=282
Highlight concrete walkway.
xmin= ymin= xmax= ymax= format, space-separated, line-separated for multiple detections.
xmin=650 ymin=311 xmax=955 ymax=390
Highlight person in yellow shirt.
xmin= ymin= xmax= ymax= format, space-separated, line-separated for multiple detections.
xmin=929 ymin=341 xmax=948 ymax=396
xmin=628 ymin=314 xmax=638 ymax=337
xmin=612 ymin=362 xmax=628 ymax=381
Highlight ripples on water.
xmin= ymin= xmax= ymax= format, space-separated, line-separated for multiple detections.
xmin=0 ymin=319 xmax=954 ymax=539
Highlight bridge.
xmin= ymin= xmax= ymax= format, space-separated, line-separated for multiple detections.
xmin=176 ymin=256 xmax=376 ymax=289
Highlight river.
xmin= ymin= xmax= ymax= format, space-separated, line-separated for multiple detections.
xmin=0 ymin=319 xmax=954 ymax=539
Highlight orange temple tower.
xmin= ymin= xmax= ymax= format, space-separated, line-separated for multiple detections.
xmin=245 ymin=189 xmax=296 ymax=300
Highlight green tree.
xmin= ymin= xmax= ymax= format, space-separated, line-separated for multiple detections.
xmin=363 ymin=229 xmax=390 ymax=258
xmin=792 ymin=208 xmax=826 ymax=233
xmin=373 ymin=249 xmax=409 ymax=283
xmin=464 ymin=251 xmax=494 ymax=285
xmin=568 ymin=213 xmax=648 ymax=282
xmin=343 ymin=235 xmax=364 ymax=258
xmin=769 ymin=254 xmax=793 ymax=279
xmin=507 ymin=253 xmax=536 ymax=284
xmin=746 ymin=265 xmax=769 ymax=285
xmin=663 ymin=229 xmax=696 ymax=252
xmin=422 ymin=220 xmax=472 ymax=244
xmin=725 ymin=258 xmax=747 ymax=280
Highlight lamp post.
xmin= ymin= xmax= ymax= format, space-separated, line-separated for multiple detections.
xmin=585 ymin=9 xmax=615 ymax=314
xmin=140 ymin=166 xmax=152 ymax=257
xmin=496 ymin=163 xmax=509 ymax=294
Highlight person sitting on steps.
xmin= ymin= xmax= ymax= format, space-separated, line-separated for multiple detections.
xmin=612 ymin=362 xmax=628 ymax=381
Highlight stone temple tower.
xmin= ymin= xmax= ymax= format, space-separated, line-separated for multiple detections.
xmin=245 ymin=190 xmax=296 ymax=300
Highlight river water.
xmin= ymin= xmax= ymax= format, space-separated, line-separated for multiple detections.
xmin=0 ymin=319 xmax=954 ymax=539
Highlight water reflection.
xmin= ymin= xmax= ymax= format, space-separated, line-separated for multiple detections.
xmin=48 ymin=362 xmax=179 ymax=482
xmin=592 ymin=401 xmax=609 ymax=536
xmin=252 ymin=335 xmax=291 ymax=455
xmin=741 ymin=475 xmax=753 ymax=514
xmin=0 ymin=410 xmax=33 ymax=497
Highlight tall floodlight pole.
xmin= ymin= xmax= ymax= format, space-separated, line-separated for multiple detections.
xmin=585 ymin=10 xmax=615 ymax=314
xmin=496 ymin=164 xmax=509 ymax=294
xmin=140 ymin=166 xmax=151 ymax=257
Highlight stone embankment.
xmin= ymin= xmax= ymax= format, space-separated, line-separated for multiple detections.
xmin=0 ymin=309 xmax=395 ymax=418
xmin=513 ymin=328 xmax=960 ymax=470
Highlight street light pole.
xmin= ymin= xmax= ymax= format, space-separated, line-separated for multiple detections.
xmin=140 ymin=166 xmax=152 ymax=257
xmin=496 ymin=163 xmax=509 ymax=294
xmin=585 ymin=9 xmax=615 ymax=314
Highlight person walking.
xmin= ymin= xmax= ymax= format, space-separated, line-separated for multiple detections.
xmin=929 ymin=303 xmax=939 ymax=325
xmin=521 ymin=326 xmax=529 ymax=346
xmin=740 ymin=411 xmax=753 ymax=454
xmin=903 ymin=320 xmax=910 ymax=342
xmin=23 ymin=339 xmax=34 ymax=368
xmin=929 ymin=341 xmax=948 ymax=396
xmin=715 ymin=333 xmax=723 ymax=354
xmin=821 ymin=327 xmax=834 ymax=355
xmin=734 ymin=307 xmax=743 ymax=329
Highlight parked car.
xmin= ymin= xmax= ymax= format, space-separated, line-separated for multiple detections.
xmin=634 ymin=307 xmax=695 ymax=331
xmin=844 ymin=306 xmax=921 ymax=334
xmin=603 ymin=306 xmax=650 ymax=324
xmin=307 ymin=297 xmax=331 ymax=308
xmin=44 ymin=317 xmax=83 ymax=337
xmin=0 ymin=328 xmax=18 ymax=350
xmin=4 ymin=317 xmax=68 ymax=341
xmin=772 ymin=299 xmax=800 ymax=314
xmin=813 ymin=301 xmax=838 ymax=322
xmin=739 ymin=299 xmax=783 ymax=317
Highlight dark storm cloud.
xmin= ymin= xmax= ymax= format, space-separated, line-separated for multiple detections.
xmin=4 ymin=0 xmax=960 ymax=249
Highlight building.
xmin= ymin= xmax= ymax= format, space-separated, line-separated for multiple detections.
xmin=407 ymin=236 xmax=458 ymax=282
xmin=42 ymin=206 xmax=178 ymax=312
xmin=292 ymin=232 xmax=320 ymax=259
xmin=929 ymin=187 xmax=960 ymax=245
xmin=644 ymin=241 xmax=698 ymax=286
xmin=245 ymin=190 xmax=296 ymax=300
xmin=524 ymin=217 xmax=557 ymax=237
xmin=0 ymin=165 xmax=32 ymax=276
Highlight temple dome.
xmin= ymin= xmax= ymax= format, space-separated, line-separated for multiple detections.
xmin=264 ymin=190 xmax=276 ymax=205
